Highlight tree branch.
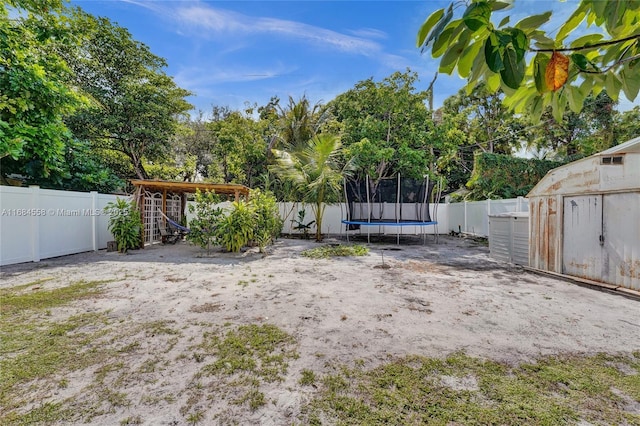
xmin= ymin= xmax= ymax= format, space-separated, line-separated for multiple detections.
xmin=531 ymin=34 xmax=640 ymax=53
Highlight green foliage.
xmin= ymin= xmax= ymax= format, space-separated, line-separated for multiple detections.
xmin=329 ymin=70 xmax=434 ymax=181
xmin=292 ymin=209 xmax=315 ymax=239
xmin=614 ymin=105 xmax=640 ymax=143
xmin=0 ymin=3 xmax=85 ymax=178
xmin=62 ymin=9 xmax=192 ymax=179
xmin=417 ymin=0 xmax=640 ymax=121
xmin=106 ymin=198 xmax=142 ymax=252
xmin=250 ymin=188 xmax=283 ymax=252
xmin=216 ymin=201 xmax=255 ymax=253
xmin=301 ymin=244 xmax=369 ymax=259
xmin=466 ymin=153 xmax=564 ymax=200
xmin=186 ymin=189 xmax=223 ymax=255
xmin=271 ymin=133 xmax=350 ymax=241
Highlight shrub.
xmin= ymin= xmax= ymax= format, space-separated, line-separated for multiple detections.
xmin=250 ymin=189 xmax=283 ymax=252
xmin=186 ymin=189 xmax=223 ymax=255
xmin=106 ymin=198 xmax=142 ymax=253
xmin=216 ymin=200 xmax=255 ymax=253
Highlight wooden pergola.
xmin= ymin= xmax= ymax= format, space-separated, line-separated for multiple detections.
xmin=131 ymin=179 xmax=251 ymax=245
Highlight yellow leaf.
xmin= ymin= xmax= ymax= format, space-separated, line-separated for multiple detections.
xmin=545 ymin=52 xmax=569 ymax=91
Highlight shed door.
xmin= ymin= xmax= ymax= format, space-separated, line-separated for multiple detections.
xmin=562 ymin=195 xmax=603 ymax=281
xmin=602 ymin=192 xmax=640 ymax=290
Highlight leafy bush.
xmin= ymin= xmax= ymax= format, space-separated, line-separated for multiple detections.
xmin=105 ymin=198 xmax=142 ymax=253
xmin=216 ymin=200 xmax=255 ymax=253
xmin=187 ymin=189 xmax=223 ymax=255
xmin=187 ymin=189 xmax=283 ymax=254
xmin=250 ymin=189 xmax=283 ymax=252
xmin=465 ymin=153 xmax=565 ymax=200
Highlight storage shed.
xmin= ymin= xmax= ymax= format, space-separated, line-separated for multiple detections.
xmin=527 ymin=136 xmax=640 ymax=292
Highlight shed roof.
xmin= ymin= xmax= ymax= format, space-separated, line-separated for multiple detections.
xmin=131 ymin=180 xmax=250 ymax=197
xmin=599 ymin=135 xmax=640 ymax=155
xmin=527 ymin=136 xmax=640 ymax=198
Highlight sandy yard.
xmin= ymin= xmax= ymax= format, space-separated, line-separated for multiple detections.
xmin=1 ymin=235 xmax=639 ymax=425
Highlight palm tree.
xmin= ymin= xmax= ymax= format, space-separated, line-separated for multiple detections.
xmin=271 ymin=95 xmax=328 ymax=152
xmin=270 ymin=134 xmax=350 ymax=241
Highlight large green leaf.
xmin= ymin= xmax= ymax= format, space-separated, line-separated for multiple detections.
xmin=570 ymin=53 xmax=589 ymax=71
xmin=484 ymin=33 xmax=504 ymax=73
xmin=556 ymin=3 xmax=588 ymax=42
xmin=604 ymin=0 xmax=627 ymax=35
xmin=515 ymin=11 xmax=552 ymax=30
xmin=621 ymin=68 xmax=640 ymax=100
xmin=569 ymin=33 xmax=604 ymax=49
xmin=417 ymin=8 xmax=444 ymax=47
xmin=530 ymin=95 xmax=545 ymax=122
xmin=566 ymin=84 xmax=585 ymax=113
xmin=534 ymin=53 xmax=550 ymax=93
xmin=500 ymin=46 xmax=524 ymax=89
xmin=551 ymin=90 xmax=567 ymax=122
xmin=439 ymin=30 xmax=471 ymax=74
xmin=458 ymin=40 xmax=483 ymax=78
xmin=487 ymin=72 xmax=501 ymax=92
xmin=463 ymin=1 xmax=491 ymax=32
xmin=508 ymin=28 xmax=528 ymax=62
xmin=422 ymin=3 xmax=453 ymax=53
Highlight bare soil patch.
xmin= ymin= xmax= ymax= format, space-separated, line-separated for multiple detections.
xmin=1 ymin=236 xmax=639 ymax=424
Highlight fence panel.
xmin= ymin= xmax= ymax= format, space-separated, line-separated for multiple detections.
xmin=0 ymin=186 xmax=120 ymax=266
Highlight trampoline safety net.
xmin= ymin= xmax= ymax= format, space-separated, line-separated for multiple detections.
xmin=344 ymin=175 xmax=436 ymax=230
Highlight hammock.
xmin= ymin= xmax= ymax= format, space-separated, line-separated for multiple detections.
xmin=157 ymin=209 xmax=190 ymax=233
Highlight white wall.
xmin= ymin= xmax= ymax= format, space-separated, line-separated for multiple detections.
xmin=0 ymin=186 xmax=122 ymax=266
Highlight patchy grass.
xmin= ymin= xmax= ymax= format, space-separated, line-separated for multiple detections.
xmin=301 ymin=351 xmax=640 ymax=425
xmin=180 ymin=324 xmax=298 ymax=417
xmin=301 ymin=244 xmax=369 ymax=259
xmin=0 ymin=279 xmax=110 ymax=314
xmin=0 ymin=280 xmax=114 ymax=424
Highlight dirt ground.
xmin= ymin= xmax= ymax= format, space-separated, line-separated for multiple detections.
xmin=2 ymin=235 xmax=639 ymax=424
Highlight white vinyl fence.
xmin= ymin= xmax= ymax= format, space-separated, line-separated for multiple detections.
xmin=0 ymin=186 xmax=121 ymax=266
xmin=2 ymin=185 xmax=526 ymax=266
xmin=447 ymin=196 xmax=528 ymax=237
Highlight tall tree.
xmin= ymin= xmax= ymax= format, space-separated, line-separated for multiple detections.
xmin=274 ymin=95 xmax=326 ymax=151
xmin=417 ymin=0 xmax=640 ymax=121
xmin=530 ymin=91 xmax=617 ymax=158
xmin=0 ymin=0 xmax=85 ymax=180
xmin=441 ymin=83 xmax=526 ymax=154
xmin=613 ymin=106 xmax=640 ymax=143
xmin=329 ymin=70 xmax=434 ymax=183
xmin=62 ymin=10 xmax=192 ymax=179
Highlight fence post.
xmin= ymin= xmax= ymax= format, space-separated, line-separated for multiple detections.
xmin=463 ymin=201 xmax=468 ymax=233
xmin=91 ymin=191 xmax=98 ymax=251
xmin=486 ymin=198 xmax=491 ymax=237
xmin=30 ymin=185 xmax=40 ymax=262
xmin=517 ymin=196 xmax=524 ymax=212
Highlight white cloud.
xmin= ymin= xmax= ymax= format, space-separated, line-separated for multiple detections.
xmin=174 ymin=63 xmax=298 ymax=89
xmin=173 ymin=5 xmax=382 ymax=55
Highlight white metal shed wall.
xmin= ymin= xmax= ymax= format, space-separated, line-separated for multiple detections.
xmin=527 ymin=137 xmax=640 ymax=291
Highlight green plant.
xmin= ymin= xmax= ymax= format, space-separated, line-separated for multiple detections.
xmin=250 ymin=188 xmax=283 ymax=252
xmin=105 ymin=198 xmax=142 ymax=253
xmin=186 ymin=189 xmax=223 ymax=255
xmin=292 ymin=209 xmax=315 ymax=239
xmin=216 ymin=201 xmax=255 ymax=252
xmin=465 ymin=152 xmax=565 ymax=200
xmin=271 ymin=133 xmax=352 ymax=241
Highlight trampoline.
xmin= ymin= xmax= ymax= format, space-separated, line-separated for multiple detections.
xmin=342 ymin=174 xmax=442 ymax=244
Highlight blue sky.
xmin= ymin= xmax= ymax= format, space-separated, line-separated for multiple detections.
xmin=70 ymin=1 xmax=633 ymax=116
